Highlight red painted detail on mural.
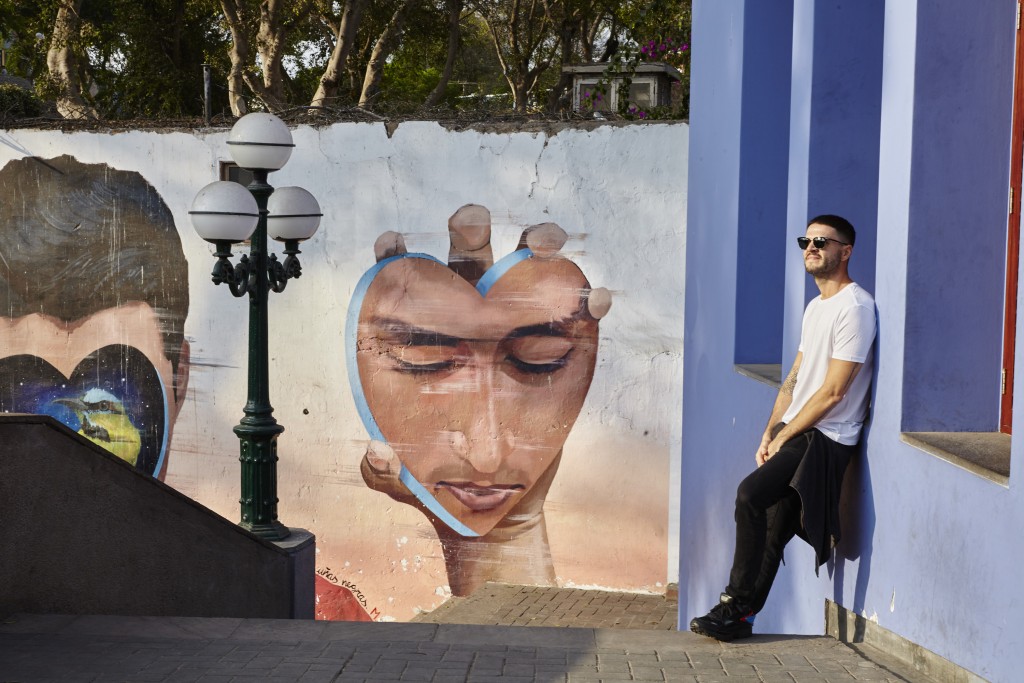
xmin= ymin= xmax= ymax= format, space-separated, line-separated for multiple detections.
xmin=314 ymin=574 xmax=374 ymax=622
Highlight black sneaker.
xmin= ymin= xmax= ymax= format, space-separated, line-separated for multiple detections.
xmin=689 ymin=592 xmax=756 ymax=641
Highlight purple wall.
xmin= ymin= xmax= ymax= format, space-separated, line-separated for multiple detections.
xmin=733 ymin=1 xmax=793 ymax=365
xmin=682 ymin=0 xmax=1024 ymax=680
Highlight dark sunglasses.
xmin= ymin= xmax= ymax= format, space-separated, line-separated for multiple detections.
xmin=797 ymin=236 xmax=850 ymax=250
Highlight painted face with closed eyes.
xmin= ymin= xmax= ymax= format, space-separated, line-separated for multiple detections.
xmin=355 ymin=255 xmax=600 ymax=536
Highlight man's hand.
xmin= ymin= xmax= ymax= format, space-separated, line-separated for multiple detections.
xmin=765 ymin=432 xmax=789 ymax=461
xmin=757 ymin=421 xmax=790 ymax=466
xmin=755 ymin=431 xmax=771 ymax=467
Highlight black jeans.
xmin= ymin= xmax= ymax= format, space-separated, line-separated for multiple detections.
xmin=725 ymin=431 xmax=808 ymax=614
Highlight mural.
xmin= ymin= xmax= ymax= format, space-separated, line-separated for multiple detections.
xmin=0 ymin=123 xmax=685 ymax=622
xmin=0 ymin=156 xmax=190 ymax=480
xmin=347 ymin=204 xmax=612 ymax=596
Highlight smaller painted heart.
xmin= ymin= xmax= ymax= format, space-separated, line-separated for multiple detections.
xmin=347 ymin=249 xmax=600 ymax=537
xmin=0 ymin=344 xmax=169 ymax=476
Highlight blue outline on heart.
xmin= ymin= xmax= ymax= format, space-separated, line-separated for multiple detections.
xmin=2 ymin=349 xmax=170 ymax=478
xmin=345 ymin=248 xmax=534 ymax=537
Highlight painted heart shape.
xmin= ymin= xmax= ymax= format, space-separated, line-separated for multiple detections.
xmin=0 ymin=345 xmax=169 ymax=476
xmin=346 ymin=249 xmax=600 ymax=537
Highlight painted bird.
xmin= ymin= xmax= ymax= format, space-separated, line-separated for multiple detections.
xmin=53 ymin=388 xmax=142 ymax=466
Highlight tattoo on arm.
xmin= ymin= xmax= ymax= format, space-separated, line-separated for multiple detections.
xmin=781 ymin=367 xmax=798 ymax=396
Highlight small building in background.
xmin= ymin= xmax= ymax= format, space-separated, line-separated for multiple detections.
xmin=563 ymin=62 xmax=681 ymax=112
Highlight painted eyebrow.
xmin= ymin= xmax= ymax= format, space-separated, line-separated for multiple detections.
xmin=505 ymin=320 xmax=575 ymax=340
xmin=368 ymin=315 xmax=579 ymax=345
xmin=371 ymin=319 xmax=460 ymax=346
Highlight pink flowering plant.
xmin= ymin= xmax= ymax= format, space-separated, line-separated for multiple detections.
xmin=639 ymin=37 xmax=690 ymax=69
xmin=589 ymin=29 xmax=690 ymax=120
xmin=580 ymin=86 xmax=608 ymax=111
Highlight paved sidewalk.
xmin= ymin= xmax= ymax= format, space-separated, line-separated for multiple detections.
xmin=411 ymin=584 xmax=678 ymax=630
xmin=0 ymin=609 xmax=926 ymax=682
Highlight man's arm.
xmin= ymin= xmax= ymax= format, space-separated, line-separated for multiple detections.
xmin=764 ymin=357 xmax=864 ymax=460
xmin=756 ymin=352 xmax=801 ymax=466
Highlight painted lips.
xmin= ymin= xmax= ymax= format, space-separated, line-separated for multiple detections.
xmin=436 ymin=481 xmax=525 ymax=512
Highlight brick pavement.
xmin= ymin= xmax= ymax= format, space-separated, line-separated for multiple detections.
xmin=0 ymin=584 xmax=932 ymax=682
xmin=0 ymin=612 xmax=919 ymax=683
xmin=411 ymin=584 xmax=678 ymax=630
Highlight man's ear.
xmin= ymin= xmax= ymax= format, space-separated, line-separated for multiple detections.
xmin=172 ymin=339 xmax=190 ymax=417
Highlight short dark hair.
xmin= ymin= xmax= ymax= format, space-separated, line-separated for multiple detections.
xmin=807 ymin=214 xmax=856 ymax=246
xmin=0 ymin=155 xmax=190 ymax=380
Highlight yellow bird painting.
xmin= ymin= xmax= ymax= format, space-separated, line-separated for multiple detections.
xmin=54 ymin=388 xmax=142 ymax=466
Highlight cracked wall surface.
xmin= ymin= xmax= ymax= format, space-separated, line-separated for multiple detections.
xmin=0 ymin=120 xmax=687 ymax=621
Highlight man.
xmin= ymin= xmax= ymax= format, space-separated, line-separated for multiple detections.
xmin=690 ymin=214 xmax=875 ymax=641
xmin=0 ymin=155 xmax=190 ymax=480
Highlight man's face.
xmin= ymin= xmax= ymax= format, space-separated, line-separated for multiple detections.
xmin=0 ymin=302 xmax=188 ymax=480
xmin=355 ymin=256 xmax=599 ymax=536
xmin=803 ymin=223 xmax=851 ymax=276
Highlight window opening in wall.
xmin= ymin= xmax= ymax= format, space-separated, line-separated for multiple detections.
xmin=221 ymin=161 xmax=254 ymax=187
xmin=574 ymin=78 xmax=603 ymax=110
xmin=219 ymin=162 xmax=255 ymax=246
xmin=1001 ymin=13 xmax=1024 ymax=434
xmin=627 ymin=80 xmax=654 ymax=110
xmin=905 ymin=7 xmax=1024 ymax=483
xmin=730 ymin=17 xmax=793 ymax=386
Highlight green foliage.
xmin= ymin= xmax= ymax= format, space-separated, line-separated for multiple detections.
xmin=583 ymin=0 xmax=691 ymax=119
xmin=2 ymin=0 xmax=230 ymax=119
xmin=0 ymin=0 xmax=53 ymax=82
xmin=79 ymin=0 xmax=230 ymax=118
xmin=377 ymin=11 xmax=505 ymax=112
xmin=1 ymin=0 xmax=690 ymax=119
xmin=0 ymin=82 xmax=42 ymax=120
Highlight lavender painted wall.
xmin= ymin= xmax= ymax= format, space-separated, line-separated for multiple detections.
xmin=733 ymin=1 xmax=793 ymax=366
xmin=682 ymin=0 xmax=1024 ymax=680
xmin=680 ymin=0 xmax=783 ymax=624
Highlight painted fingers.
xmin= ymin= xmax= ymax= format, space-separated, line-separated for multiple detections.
xmin=447 ymin=204 xmax=494 ymax=285
xmin=371 ymin=206 xmax=611 ymax=320
xmin=360 ymin=439 xmax=417 ymax=505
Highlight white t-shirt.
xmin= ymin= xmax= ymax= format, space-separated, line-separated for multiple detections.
xmin=780 ymin=282 xmax=876 ymax=445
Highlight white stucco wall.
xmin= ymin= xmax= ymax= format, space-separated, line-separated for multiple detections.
xmin=0 ymin=120 xmax=687 ymax=620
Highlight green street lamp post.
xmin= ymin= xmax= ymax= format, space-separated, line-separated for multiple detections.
xmin=189 ymin=113 xmax=322 ymax=541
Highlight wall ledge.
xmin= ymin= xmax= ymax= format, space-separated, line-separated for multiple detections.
xmin=900 ymin=432 xmax=1009 ymax=485
xmin=734 ymin=363 xmax=782 ymax=388
xmin=826 ymin=600 xmax=987 ymax=683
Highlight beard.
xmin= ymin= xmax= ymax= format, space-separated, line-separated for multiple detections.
xmin=804 ymin=251 xmax=841 ymax=276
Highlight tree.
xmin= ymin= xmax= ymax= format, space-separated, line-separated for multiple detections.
xmin=3 ymin=0 xmax=229 ymax=119
xmin=472 ymin=0 xmax=562 ymax=111
xmin=378 ymin=2 xmax=503 ymax=112
xmin=358 ymin=0 xmax=414 ymax=107
xmin=217 ymin=0 xmax=322 ymax=115
xmin=217 ymin=0 xmax=254 ymax=115
xmin=86 ymin=0 xmax=228 ymax=118
xmin=423 ymin=0 xmax=463 ymax=108
xmin=1 ymin=0 xmax=690 ymax=120
xmin=44 ymin=0 xmax=96 ymax=118
xmin=250 ymin=0 xmax=311 ymax=109
xmin=609 ymin=0 xmax=691 ymax=117
xmin=544 ymin=0 xmax=608 ymax=111
xmin=309 ymin=0 xmax=367 ymax=108
xmin=0 ymin=1 xmax=50 ymax=82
